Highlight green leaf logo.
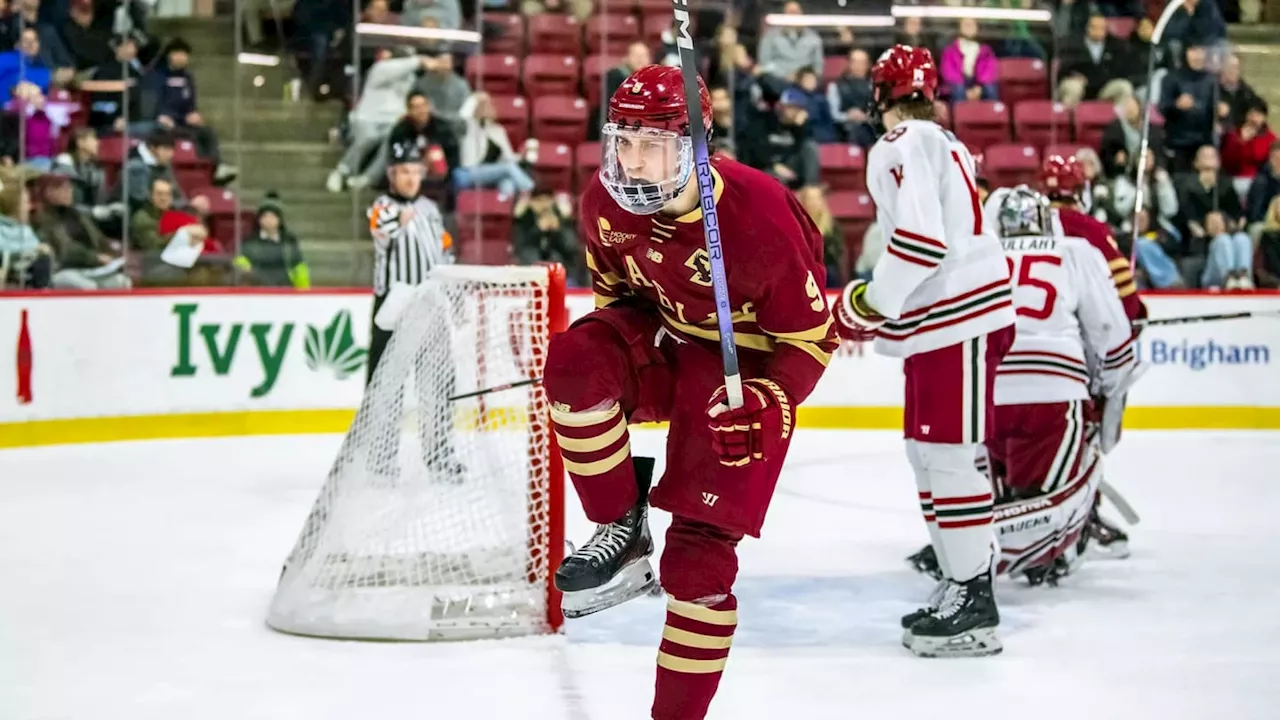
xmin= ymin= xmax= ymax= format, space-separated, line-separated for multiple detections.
xmin=304 ymin=310 xmax=367 ymax=380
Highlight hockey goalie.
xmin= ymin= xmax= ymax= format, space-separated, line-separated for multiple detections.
xmin=913 ymin=186 xmax=1142 ymax=588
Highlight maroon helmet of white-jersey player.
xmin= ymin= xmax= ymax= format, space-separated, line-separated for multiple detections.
xmin=600 ymin=64 xmax=713 ymax=215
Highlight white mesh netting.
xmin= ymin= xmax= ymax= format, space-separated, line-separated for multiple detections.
xmin=267 ymin=266 xmax=560 ymax=641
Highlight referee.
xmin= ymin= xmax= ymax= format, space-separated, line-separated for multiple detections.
xmin=366 ymin=139 xmax=453 ymax=382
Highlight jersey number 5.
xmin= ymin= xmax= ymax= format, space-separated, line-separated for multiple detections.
xmin=1007 ymin=254 xmax=1061 ymax=320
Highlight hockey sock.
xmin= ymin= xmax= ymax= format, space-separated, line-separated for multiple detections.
xmin=913 ymin=442 xmax=995 ymax=581
xmin=652 ymin=594 xmax=737 ymax=720
xmin=551 ymin=400 xmax=637 ymax=523
xmin=908 ymin=443 xmax=953 ymax=579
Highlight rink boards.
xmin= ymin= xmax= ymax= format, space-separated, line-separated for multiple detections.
xmin=0 ymin=288 xmax=1277 ymax=446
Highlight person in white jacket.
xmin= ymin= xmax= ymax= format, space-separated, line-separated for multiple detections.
xmin=454 ymin=91 xmax=535 ymax=199
xmin=327 ymin=53 xmax=433 ymax=193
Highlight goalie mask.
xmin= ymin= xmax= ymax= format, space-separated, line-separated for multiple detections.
xmin=998 ymin=185 xmax=1052 ymax=237
xmin=601 ymin=64 xmax=713 ymax=216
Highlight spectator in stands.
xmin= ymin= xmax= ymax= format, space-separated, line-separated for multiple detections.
xmin=61 ymin=0 xmax=112 ymax=71
xmin=0 ymin=28 xmax=52 ymax=104
xmin=0 ymin=0 xmax=13 ymax=51
xmin=6 ymin=81 xmax=63 ymax=170
xmin=984 ymin=0 xmax=1047 ymax=59
xmin=3 ymin=0 xmax=73 ymax=71
xmin=1132 ymin=208 xmax=1186 ymax=289
xmin=34 ymin=173 xmax=129 ymax=289
xmin=0 ymin=166 xmax=50 ymax=288
xmin=1221 ymin=101 xmax=1277 ymax=197
xmin=358 ymin=90 xmax=460 ymax=192
xmin=1075 ymin=147 xmax=1109 ymax=221
xmin=119 ymin=129 xmax=210 ymax=216
xmin=148 ymin=38 xmax=237 ymax=185
xmin=79 ymin=35 xmax=154 ymax=137
xmin=1217 ymin=54 xmax=1262 ymax=130
xmin=1126 ymin=17 xmax=1164 ymax=103
xmin=293 ymin=0 xmax=351 ymax=101
xmin=513 ymin=188 xmax=583 ymax=285
xmin=939 ymin=18 xmax=999 ymax=102
xmin=791 ymin=67 xmax=836 ymax=143
xmin=1178 ymin=144 xmax=1245 ymax=280
xmin=412 ymin=52 xmax=470 ymax=126
xmin=129 ymin=176 xmax=208 ymax=284
xmin=827 ymin=49 xmax=874 ymax=148
xmin=1162 ymin=0 xmax=1226 ymax=67
xmin=1255 ymin=196 xmax=1280 ymax=288
xmin=1050 ymin=0 xmax=1092 ymax=41
xmin=325 ymin=52 xmax=430 ymax=192
xmin=710 ymin=85 xmax=737 ymax=158
xmin=1160 ymin=46 xmax=1217 ymax=173
xmin=402 ymin=0 xmax=460 ymax=30
xmin=1246 ymin=141 xmax=1280 ymax=227
xmin=1101 ymin=95 xmax=1165 ymax=179
xmin=1057 ymin=13 xmax=1134 ymax=107
xmin=1200 ymin=209 xmax=1254 ymax=288
xmin=590 ymin=41 xmax=652 ymax=140
xmin=797 ymin=186 xmax=843 ymax=287
xmin=521 ymin=0 xmax=592 ymax=24
xmin=53 ymin=127 xmax=124 ymax=235
xmin=756 ymin=2 xmax=824 ymax=92
xmin=1110 ymin=148 xmax=1180 ymax=238
xmin=455 ymin=91 xmax=533 ymax=200
xmin=741 ymin=87 xmax=818 ymax=191
xmin=894 ymin=16 xmax=934 ymax=55
xmin=234 ymin=192 xmax=310 ymax=288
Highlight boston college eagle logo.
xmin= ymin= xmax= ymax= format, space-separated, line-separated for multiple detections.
xmin=890 ymin=164 xmax=905 ymax=187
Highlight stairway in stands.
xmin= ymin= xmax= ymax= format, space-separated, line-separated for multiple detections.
xmin=148 ymin=16 xmax=375 ymax=287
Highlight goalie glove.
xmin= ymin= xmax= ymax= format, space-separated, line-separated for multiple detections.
xmin=834 ymin=279 xmax=886 ymax=343
xmin=707 ymin=378 xmax=793 ymax=467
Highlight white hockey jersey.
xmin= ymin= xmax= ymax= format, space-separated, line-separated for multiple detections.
xmin=863 ymin=120 xmax=1015 ymax=358
xmin=994 ymin=231 xmax=1137 ymax=406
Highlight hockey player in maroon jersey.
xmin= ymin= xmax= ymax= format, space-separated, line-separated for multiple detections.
xmin=832 ymin=45 xmax=1016 ymax=658
xmin=545 ymin=64 xmax=838 ymax=720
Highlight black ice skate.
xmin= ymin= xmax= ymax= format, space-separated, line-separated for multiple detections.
xmin=1085 ymin=506 xmax=1130 ymax=560
xmin=906 ymin=573 xmax=1002 ymax=658
xmin=901 ymin=577 xmax=950 ymax=648
xmin=1023 ymin=556 xmax=1072 ymax=587
xmin=555 ymin=457 xmax=657 ymax=619
xmin=906 ymin=544 xmax=944 ymax=581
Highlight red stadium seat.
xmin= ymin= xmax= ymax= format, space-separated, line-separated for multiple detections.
xmin=575 ymin=141 xmax=601 ymax=189
xmin=997 ymin=58 xmax=1050 ymax=106
xmin=188 ymin=186 xmax=255 ymax=250
xmin=456 ymin=189 xmax=515 ymax=256
xmin=583 ymin=55 xmax=620 ymax=107
xmin=465 ymin=54 xmax=521 ymax=95
xmin=523 ymin=54 xmax=582 ymax=97
xmin=171 ymin=138 xmax=213 ymax=190
xmin=952 ymin=101 xmax=1011 ymax=153
xmin=484 ymin=13 xmax=526 ymax=55
xmin=490 ymin=94 xmax=531 ymax=148
xmin=818 ymin=143 xmax=867 ymax=191
xmin=532 ymin=96 xmax=590 ymax=144
xmin=585 ymin=14 xmax=641 ymax=55
xmin=1073 ymin=101 xmax=1117 ymax=148
xmin=822 ymin=56 xmax=846 ymax=84
xmin=528 ymin=14 xmax=583 ymax=56
xmin=1013 ymin=100 xmax=1072 ymax=147
xmin=641 ymin=13 xmax=672 ymax=45
xmin=531 ymin=141 xmax=576 ymax=192
xmin=829 ymin=191 xmax=876 ymax=259
xmin=983 ymin=143 xmax=1041 ymax=189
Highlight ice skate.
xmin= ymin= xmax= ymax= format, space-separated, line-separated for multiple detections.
xmin=906 ymin=543 xmax=943 ymax=580
xmin=907 ymin=573 xmax=1002 ymax=658
xmin=1086 ymin=506 xmax=1130 ymax=559
xmin=555 ymin=457 xmax=657 ymax=619
xmin=901 ymin=576 xmax=950 ymax=647
xmin=1023 ymin=556 xmax=1071 ymax=587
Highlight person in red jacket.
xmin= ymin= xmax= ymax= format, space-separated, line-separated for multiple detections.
xmin=1221 ymin=101 xmax=1277 ymax=193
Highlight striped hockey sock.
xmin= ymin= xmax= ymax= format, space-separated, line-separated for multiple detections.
xmin=652 ymin=595 xmax=737 ymax=720
xmin=551 ymin=401 xmax=637 ymax=523
xmin=933 ymin=487 xmax=995 ymax=580
xmin=917 ymin=490 xmax=952 ymax=579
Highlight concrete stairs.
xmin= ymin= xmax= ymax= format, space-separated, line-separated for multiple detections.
xmin=148 ymin=16 xmax=374 ymax=286
xmin=1229 ymin=24 xmax=1280 ymax=113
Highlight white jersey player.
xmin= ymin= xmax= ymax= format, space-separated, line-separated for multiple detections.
xmin=833 ymin=44 xmax=1015 ymax=658
xmin=984 ymin=186 xmax=1141 ymax=584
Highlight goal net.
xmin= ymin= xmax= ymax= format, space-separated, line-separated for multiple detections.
xmin=267 ymin=264 xmax=567 ymax=641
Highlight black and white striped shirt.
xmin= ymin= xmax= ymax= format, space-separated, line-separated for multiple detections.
xmin=368 ymin=193 xmax=453 ymax=297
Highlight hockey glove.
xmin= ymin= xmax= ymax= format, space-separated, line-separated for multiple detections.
xmin=835 ymin=279 xmax=886 ymax=343
xmin=707 ymin=379 xmax=794 ymax=467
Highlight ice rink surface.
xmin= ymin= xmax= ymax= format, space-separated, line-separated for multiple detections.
xmin=2 ymin=429 xmax=1277 ymax=720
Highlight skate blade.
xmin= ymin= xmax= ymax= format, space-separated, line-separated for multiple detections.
xmin=908 ymin=626 xmax=1002 ymax=658
xmin=1086 ymin=540 xmax=1130 ymax=560
xmin=561 ymin=558 xmax=657 ymax=619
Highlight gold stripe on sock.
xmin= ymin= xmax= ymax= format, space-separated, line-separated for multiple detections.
xmin=656 ymin=651 xmax=728 ymax=674
xmin=667 ymin=598 xmax=738 ymax=626
xmin=551 ymin=402 xmax=621 ymax=428
xmin=662 ymin=625 xmax=734 ymax=650
xmin=555 ymin=414 xmax=627 ymax=453
xmin=563 ymin=441 xmax=631 ymax=476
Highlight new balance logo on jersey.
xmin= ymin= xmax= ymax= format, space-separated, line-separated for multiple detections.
xmin=702 ymin=492 xmax=719 ymax=507
xmin=890 ymin=165 xmax=905 ymax=187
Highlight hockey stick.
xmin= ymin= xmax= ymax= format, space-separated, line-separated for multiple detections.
xmin=447 ymin=377 xmax=541 ymax=402
xmin=1135 ymin=309 xmax=1280 ymax=328
xmin=1129 ymin=0 xmax=1185 ymax=269
xmin=670 ymin=0 xmax=743 ymax=410
xmin=1099 ymin=480 xmax=1141 ymax=525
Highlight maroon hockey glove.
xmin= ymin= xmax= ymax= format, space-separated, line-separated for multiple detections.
xmin=834 ymin=279 xmax=885 ymax=343
xmin=707 ymin=379 xmax=794 ymax=466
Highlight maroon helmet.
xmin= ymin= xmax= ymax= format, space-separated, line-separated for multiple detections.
xmin=871 ymin=45 xmax=938 ymax=110
xmin=602 ymin=64 xmax=713 ymax=215
xmin=1039 ymin=154 xmax=1086 ymax=203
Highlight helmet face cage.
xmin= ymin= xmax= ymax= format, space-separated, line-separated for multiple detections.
xmin=599 ymin=123 xmax=693 ymax=216
xmin=998 ymin=186 xmax=1052 ymax=237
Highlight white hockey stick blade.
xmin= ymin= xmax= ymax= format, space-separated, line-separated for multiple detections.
xmin=1099 ymin=480 xmax=1140 ymax=525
